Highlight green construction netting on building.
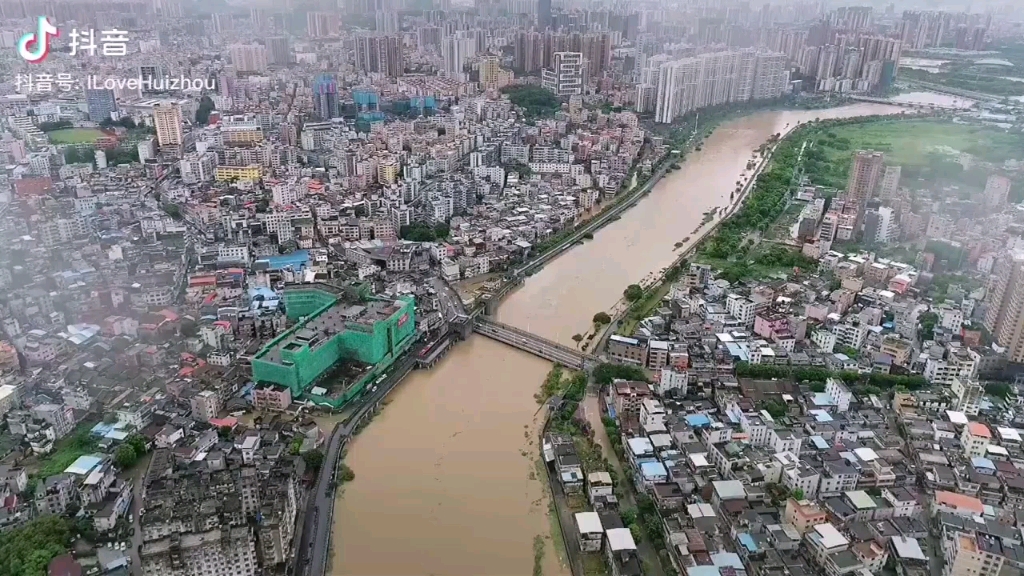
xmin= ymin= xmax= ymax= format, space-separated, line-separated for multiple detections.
xmin=251 ymin=287 xmax=417 ymax=405
xmin=282 ymin=288 xmax=337 ymax=321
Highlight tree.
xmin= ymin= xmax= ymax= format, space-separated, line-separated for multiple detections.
xmin=918 ymin=311 xmax=939 ymax=341
xmin=593 ymin=363 xmax=648 ymax=385
xmin=985 ymin=382 xmax=1012 ymax=400
xmin=791 ymin=488 xmax=804 ymax=500
xmin=399 ymin=222 xmax=450 ymax=242
xmin=629 ymin=523 xmax=643 ymax=543
xmin=762 ymin=400 xmax=788 ymax=419
xmin=114 ymin=444 xmax=137 ymax=469
xmin=499 ymin=85 xmax=561 ymax=118
xmin=339 ymin=463 xmax=356 ymax=482
xmin=592 ymin=312 xmax=611 ymax=325
xmin=623 ymin=284 xmax=644 ymax=302
xmin=0 ymin=516 xmax=72 ymax=576
xmin=126 ymin=434 xmax=147 ymax=456
xmin=303 ymin=449 xmax=325 ymax=471
xmin=620 ymin=508 xmax=638 ymax=526
xmin=195 ymin=95 xmax=215 ymax=125
xmin=809 ymin=382 xmax=826 ymax=393
xmin=37 ymin=120 xmax=73 ymax=132
xmin=162 ymin=203 xmax=182 ymax=219
xmin=571 ymin=334 xmax=583 ymax=348
xmin=217 ymin=425 xmax=233 ymax=440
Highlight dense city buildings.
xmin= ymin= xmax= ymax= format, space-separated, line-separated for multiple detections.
xmin=0 ymin=1 xmax=1023 ymax=576
xmin=648 ymin=49 xmax=791 ymax=123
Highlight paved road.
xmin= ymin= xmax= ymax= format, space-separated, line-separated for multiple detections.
xmin=293 ymin=354 xmax=418 ymax=576
xmin=127 ymin=452 xmax=153 ymax=575
xmin=474 ymin=318 xmax=589 ymax=369
xmin=429 ymin=277 xmax=465 ymax=322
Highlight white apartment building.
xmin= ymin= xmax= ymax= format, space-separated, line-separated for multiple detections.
xmin=924 ymin=347 xmax=978 ymax=386
xmin=770 ymin=428 xmax=803 ymax=455
xmin=229 ymin=43 xmax=268 ymax=73
xmin=782 ymin=457 xmax=820 ymax=499
xmin=217 ymin=245 xmax=250 ymax=265
xmin=726 ymin=294 xmax=757 ymax=326
xmin=950 ymin=377 xmax=983 ymax=416
xmin=656 ymin=368 xmax=688 ymax=396
xmin=944 ymin=532 xmax=1011 ymax=576
xmin=812 ymin=329 xmax=837 ymax=353
xmin=541 ymin=52 xmax=585 ymax=96
xmin=153 ymin=103 xmax=184 ymax=148
xmin=833 ymin=322 xmax=868 ymax=350
xmin=140 ymin=526 xmax=258 ymax=576
xmin=180 ymin=152 xmax=217 ymax=184
xmin=272 ymin=182 xmax=304 ymax=205
xmin=960 ymin=422 xmax=991 ymax=458
xmin=825 ymin=378 xmax=852 ymax=413
xmin=936 ymin=305 xmax=964 ymax=331
xmin=653 ymin=50 xmax=789 ymax=123
xmin=29 ymin=152 xmax=51 ymax=175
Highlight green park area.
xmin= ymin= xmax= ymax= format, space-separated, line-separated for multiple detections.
xmin=799 ymin=118 xmax=1024 ymax=195
xmin=500 ymin=85 xmax=561 ymax=118
xmin=690 ymin=116 xmax=1024 ymax=286
xmin=48 ymin=128 xmax=105 ymax=144
xmin=901 ymin=67 xmax=1024 ymax=98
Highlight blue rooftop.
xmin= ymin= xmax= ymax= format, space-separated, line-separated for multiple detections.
xmin=640 ymin=461 xmax=668 ymax=479
xmin=65 ymin=455 xmax=103 ymax=475
xmin=810 ymin=435 xmax=829 ymax=449
xmin=738 ymin=533 xmax=758 ymax=552
xmin=258 ymin=250 xmax=309 ymax=271
xmin=685 ymin=414 xmax=711 ymax=427
xmin=810 ymin=409 xmax=834 ymax=422
xmin=812 ymin=392 xmax=834 ymax=406
xmin=90 ymin=422 xmax=130 ymax=440
xmin=972 ymin=456 xmax=996 ymax=470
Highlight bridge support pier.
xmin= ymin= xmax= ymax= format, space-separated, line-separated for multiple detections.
xmin=483 ymin=296 xmax=499 ymax=317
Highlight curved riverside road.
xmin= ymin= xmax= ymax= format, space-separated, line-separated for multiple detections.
xmin=293 ymin=354 xmax=417 ymax=576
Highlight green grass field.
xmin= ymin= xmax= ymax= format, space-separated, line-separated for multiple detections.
xmin=48 ymin=128 xmax=105 ymax=144
xmin=815 ymin=119 xmax=1024 ymax=166
xmin=803 ymin=118 xmax=1024 ymax=189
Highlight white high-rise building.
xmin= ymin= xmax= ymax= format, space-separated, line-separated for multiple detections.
xmin=864 ymin=205 xmax=895 ymax=244
xmin=229 ymin=43 xmax=268 ymax=73
xmin=879 ymin=165 xmax=901 ymax=198
xmin=542 ymin=52 xmax=586 ymax=96
xmin=442 ymin=34 xmax=476 ymax=81
xmin=652 ymin=50 xmax=789 ymax=123
xmin=153 ymin=103 xmax=184 ymax=148
xmin=375 ymin=10 xmax=399 ymax=34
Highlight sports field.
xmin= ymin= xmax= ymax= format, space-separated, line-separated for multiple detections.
xmin=47 ymin=128 xmax=105 ymax=144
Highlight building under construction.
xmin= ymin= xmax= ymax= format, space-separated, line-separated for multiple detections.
xmin=251 ymin=284 xmax=416 ymax=409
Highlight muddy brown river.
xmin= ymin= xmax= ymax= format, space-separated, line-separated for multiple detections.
xmin=331 ymin=103 xmax=902 ymax=576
